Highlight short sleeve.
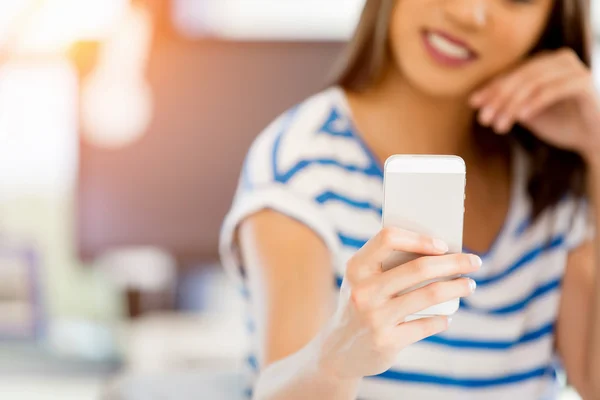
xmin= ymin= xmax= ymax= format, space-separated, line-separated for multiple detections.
xmin=219 ymin=112 xmax=342 ymax=288
xmin=564 ymin=198 xmax=595 ymax=251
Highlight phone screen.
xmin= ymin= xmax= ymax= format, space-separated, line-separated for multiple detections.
xmin=382 ymin=170 xmax=465 ymax=271
xmin=382 ymin=162 xmax=466 ymax=316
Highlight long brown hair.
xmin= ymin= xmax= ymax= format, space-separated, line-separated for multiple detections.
xmin=333 ymin=0 xmax=592 ymax=221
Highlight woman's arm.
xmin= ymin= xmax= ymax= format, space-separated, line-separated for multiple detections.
xmin=237 ymin=210 xmax=479 ymax=400
xmin=557 ymin=161 xmax=600 ymax=400
xmin=585 ymin=160 xmax=600 ymax=398
xmin=238 ymin=210 xmax=361 ymax=400
xmin=556 ymin=241 xmax=596 ymax=399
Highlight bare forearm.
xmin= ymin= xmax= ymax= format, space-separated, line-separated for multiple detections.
xmin=253 ymin=334 xmax=361 ymax=400
xmin=585 ymin=159 xmax=600 ymax=397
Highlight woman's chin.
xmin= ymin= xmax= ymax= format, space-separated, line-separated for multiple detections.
xmin=400 ymin=64 xmax=478 ymax=100
xmin=410 ymin=78 xmax=473 ymax=99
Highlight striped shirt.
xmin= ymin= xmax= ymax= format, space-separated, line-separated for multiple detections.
xmin=220 ymin=87 xmax=591 ymax=399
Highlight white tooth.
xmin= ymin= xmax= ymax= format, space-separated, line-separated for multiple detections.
xmin=428 ymin=33 xmax=470 ymax=59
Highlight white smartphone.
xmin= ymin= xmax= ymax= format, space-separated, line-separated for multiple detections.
xmin=382 ymin=155 xmax=466 ymax=318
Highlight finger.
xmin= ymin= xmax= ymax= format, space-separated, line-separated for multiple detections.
xmin=376 ymin=253 xmax=481 ymax=299
xmin=470 ymin=49 xmax=578 ymax=127
xmin=476 ymin=63 xmax=561 ymax=130
xmin=376 ymin=277 xmax=476 ymax=326
xmin=470 ymin=60 xmax=539 ymax=110
xmin=519 ymin=75 xmax=590 ymax=121
xmin=348 ymin=227 xmax=449 ymax=281
xmin=492 ymin=69 xmax=568 ymax=134
xmin=475 ymin=78 xmax=529 ymax=128
xmin=391 ymin=316 xmax=450 ymax=348
xmin=469 ymin=51 xmax=562 ymax=108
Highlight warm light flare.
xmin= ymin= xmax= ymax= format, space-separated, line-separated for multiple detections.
xmin=173 ymin=0 xmax=365 ymax=41
xmin=0 ymin=0 xmax=128 ymax=55
xmin=81 ymin=4 xmax=154 ymax=149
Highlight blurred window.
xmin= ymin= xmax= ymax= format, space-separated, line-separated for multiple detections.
xmin=172 ymin=0 xmax=365 ymax=41
xmin=0 ymin=0 xmax=127 ymax=195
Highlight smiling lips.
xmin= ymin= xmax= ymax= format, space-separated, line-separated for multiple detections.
xmin=422 ymin=30 xmax=479 ymax=67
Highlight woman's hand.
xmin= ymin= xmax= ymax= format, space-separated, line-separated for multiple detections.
xmin=469 ymin=48 xmax=600 ymax=162
xmin=316 ymin=227 xmax=481 ymax=380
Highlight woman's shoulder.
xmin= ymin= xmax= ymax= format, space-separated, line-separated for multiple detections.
xmin=221 ymin=88 xmax=357 ymax=285
xmin=243 ymin=86 xmax=370 ymax=186
xmin=253 ymin=86 xmax=352 ymax=148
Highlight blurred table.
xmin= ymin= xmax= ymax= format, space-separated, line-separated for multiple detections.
xmin=0 ymin=375 xmax=104 ymax=400
xmin=0 ymin=343 xmax=120 ymax=377
xmin=102 ymin=369 xmax=245 ymax=400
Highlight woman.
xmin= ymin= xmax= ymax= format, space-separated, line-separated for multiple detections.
xmin=220 ymin=0 xmax=600 ymax=399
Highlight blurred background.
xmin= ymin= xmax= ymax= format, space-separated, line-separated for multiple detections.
xmin=0 ymin=1 xmax=597 ymax=399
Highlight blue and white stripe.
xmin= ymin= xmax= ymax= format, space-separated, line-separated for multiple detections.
xmin=220 ymin=87 xmax=590 ymax=399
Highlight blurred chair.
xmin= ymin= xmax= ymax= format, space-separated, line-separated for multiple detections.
xmin=94 ymin=247 xmax=177 ymax=317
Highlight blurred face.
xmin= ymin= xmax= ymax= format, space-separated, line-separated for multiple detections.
xmin=388 ymin=0 xmax=555 ymax=97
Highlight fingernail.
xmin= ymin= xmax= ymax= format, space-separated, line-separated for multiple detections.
xmin=447 ymin=317 xmax=453 ymax=326
xmin=433 ymin=238 xmax=449 ymax=253
xmin=495 ymin=115 xmax=510 ymax=133
xmin=479 ymin=107 xmax=495 ymax=125
xmin=470 ymin=255 xmax=482 ymax=267
xmin=469 ymin=279 xmax=477 ymax=293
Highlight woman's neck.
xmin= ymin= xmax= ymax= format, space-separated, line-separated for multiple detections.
xmin=346 ymin=65 xmax=478 ymax=161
